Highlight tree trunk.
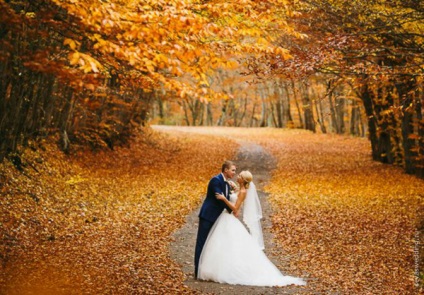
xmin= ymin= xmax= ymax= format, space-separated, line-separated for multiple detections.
xmin=335 ymin=95 xmax=346 ymax=134
xmin=217 ymin=99 xmax=228 ymax=126
xmin=401 ymin=102 xmax=415 ymax=174
xmin=359 ymin=82 xmax=380 ymax=161
xmin=301 ymin=82 xmax=316 ymax=132
xmin=198 ymin=101 xmax=205 ymax=126
xmin=270 ymin=102 xmax=278 ymax=127
xmin=310 ymin=84 xmax=327 ymax=133
xmin=58 ymin=87 xmax=74 ymax=153
xmin=314 ymin=97 xmax=327 ymax=133
xmin=416 ymin=86 xmax=424 ymax=178
xmin=250 ymin=103 xmax=257 ymax=127
xmin=236 ymin=97 xmax=247 ymax=127
xmin=206 ymin=103 xmax=213 ymax=126
xmin=282 ymin=82 xmax=294 ymax=128
xmin=350 ymin=100 xmax=361 ymax=136
xmin=259 ymin=89 xmax=267 ymax=127
xmin=274 ymin=82 xmax=283 ymax=128
xmin=157 ymin=97 xmax=164 ymax=122
xmin=397 ymin=79 xmax=419 ymax=174
xmin=374 ymin=86 xmax=396 ymax=164
xmin=328 ymin=82 xmax=339 ymax=133
xmin=181 ymin=100 xmax=190 ymax=126
xmin=290 ymin=80 xmax=304 ymax=128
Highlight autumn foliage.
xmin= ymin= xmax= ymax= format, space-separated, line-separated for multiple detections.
xmin=0 ymin=0 xmax=423 ymax=291
xmin=0 ymin=0 xmax=292 ymax=159
xmin=150 ymin=0 xmax=424 ymax=178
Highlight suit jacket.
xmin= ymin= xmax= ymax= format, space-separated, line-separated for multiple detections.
xmin=198 ymin=173 xmax=233 ymax=223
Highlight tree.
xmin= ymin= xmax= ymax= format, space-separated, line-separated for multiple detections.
xmin=265 ymin=0 xmax=424 ymax=177
xmin=0 ymin=0 xmax=294 ymax=160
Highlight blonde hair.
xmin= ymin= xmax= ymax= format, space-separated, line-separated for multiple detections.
xmin=239 ymin=170 xmax=253 ymax=188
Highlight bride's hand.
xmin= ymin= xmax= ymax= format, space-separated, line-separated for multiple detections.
xmin=215 ymin=193 xmax=225 ymax=201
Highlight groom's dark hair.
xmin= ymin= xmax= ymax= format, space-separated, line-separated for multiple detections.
xmin=222 ymin=160 xmax=235 ymax=172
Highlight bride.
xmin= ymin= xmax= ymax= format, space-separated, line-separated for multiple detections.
xmin=198 ymin=171 xmax=306 ymax=287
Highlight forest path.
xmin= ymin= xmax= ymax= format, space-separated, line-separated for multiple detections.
xmin=161 ymin=127 xmax=309 ymax=294
xmin=2 ymin=126 xmax=420 ymax=294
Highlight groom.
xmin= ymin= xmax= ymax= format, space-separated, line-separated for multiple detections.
xmin=194 ymin=160 xmax=237 ymax=279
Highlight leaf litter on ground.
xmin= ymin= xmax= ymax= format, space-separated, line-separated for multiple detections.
xmin=1 ymin=126 xmax=422 ymax=294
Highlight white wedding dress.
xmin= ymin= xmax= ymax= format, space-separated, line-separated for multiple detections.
xmin=198 ymin=183 xmax=306 ymax=286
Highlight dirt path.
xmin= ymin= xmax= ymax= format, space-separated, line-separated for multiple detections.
xmin=170 ymin=141 xmax=306 ymax=294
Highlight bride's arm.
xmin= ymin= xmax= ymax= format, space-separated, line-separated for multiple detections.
xmin=215 ymin=190 xmax=246 ymax=214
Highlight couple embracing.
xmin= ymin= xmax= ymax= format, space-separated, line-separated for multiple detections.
xmin=194 ymin=160 xmax=306 ymax=286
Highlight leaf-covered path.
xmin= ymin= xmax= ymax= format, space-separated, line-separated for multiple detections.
xmin=1 ymin=126 xmax=422 ymax=294
xmin=158 ymin=126 xmax=423 ymax=294
xmin=169 ymin=139 xmax=308 ymax=294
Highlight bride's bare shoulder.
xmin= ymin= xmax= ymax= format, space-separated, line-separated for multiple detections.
xmin=239 ymin=187 xmax=247 ymax=196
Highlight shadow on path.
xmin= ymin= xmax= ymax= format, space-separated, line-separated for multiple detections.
xmin=170 ymin=141 xmax=307 ymax=294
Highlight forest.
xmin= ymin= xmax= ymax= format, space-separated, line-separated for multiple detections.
xmin=0 ymin=0 xmax=423 ymax=294
xmin=0 ymin=0 xmax=423 ymax=177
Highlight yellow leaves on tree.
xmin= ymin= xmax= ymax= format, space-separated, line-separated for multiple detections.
xmin=54 ymin=0 xmax=296 ymax=98
xmin=67 ymin=50 xmax=102 ymax=73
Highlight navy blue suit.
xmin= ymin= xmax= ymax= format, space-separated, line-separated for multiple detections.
xmin=194 ymin=173 xmax=233 ymax=278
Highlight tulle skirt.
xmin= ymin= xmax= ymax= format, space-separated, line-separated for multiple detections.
xmin=198 ymin=211 xmax=306 ymax=286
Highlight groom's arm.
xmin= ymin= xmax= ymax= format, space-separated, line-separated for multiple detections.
xmin=210 ymin=178 xmax=233 ymax=213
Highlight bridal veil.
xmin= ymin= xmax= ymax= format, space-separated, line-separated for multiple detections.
xmin=242 ymin=182 xmax=265 ymax=250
